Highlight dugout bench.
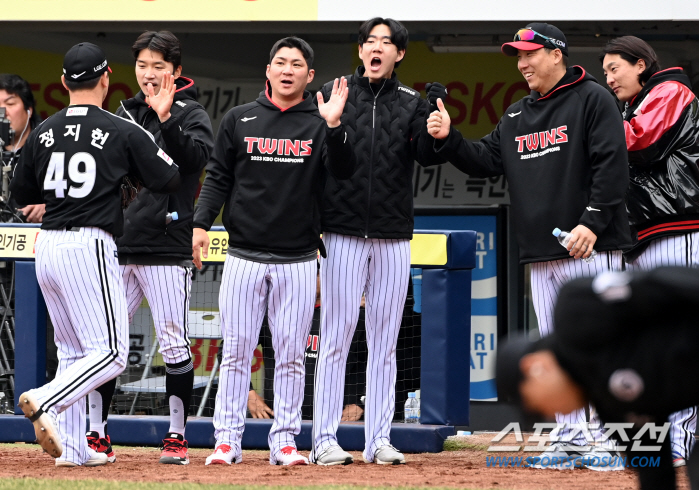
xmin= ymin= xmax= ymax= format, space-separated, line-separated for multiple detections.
xmin=0 ymin=224 xmax=475 ymax=453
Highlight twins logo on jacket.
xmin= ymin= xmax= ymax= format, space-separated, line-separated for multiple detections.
xmin=220 ymin=102 xmax=333 ymax=256
xmin=244 ymin=137 xmax=313 ymax=159
xmin=515 ymin=125 xmax=568 ymax=159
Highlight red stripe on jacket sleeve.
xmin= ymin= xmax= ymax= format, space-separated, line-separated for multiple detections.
xmin=624 ymin=81 xmax=695 ymax=152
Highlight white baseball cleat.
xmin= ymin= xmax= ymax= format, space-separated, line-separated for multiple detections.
xmin=313 ymin=445 xmax=354 ymax=466
xmin=56 ymin=448 xmax=109 ymax=467
xmin=17 ymin=391 xmax=63 ymax=459
xmin=364 ymin=444 xmax=406 ymax=465
xmin=275 ymin=446 xmax=309 ymax=466
xmin=205 ymin=444 xmax=240 ymax=465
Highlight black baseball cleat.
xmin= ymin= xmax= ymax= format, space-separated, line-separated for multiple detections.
xmin=86 ymin=431 xmax=116 ymax=463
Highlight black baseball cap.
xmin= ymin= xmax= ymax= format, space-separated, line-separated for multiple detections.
xmin=63 ymin=42 xmax=111 ymax=82
xmin=496 ymin=334 xmax=554 ymax=404
xmin=501 ymin=23 xmax=569 ymax=57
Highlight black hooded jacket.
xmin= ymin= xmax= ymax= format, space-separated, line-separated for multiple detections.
xmin=621 ymin=68 xmax=699 ymax=253
xmin=115 ymin=77 xmax=214 ymax=264
xmin=192 ymin=83 xmax=354 ymax=255
xmin=318 ymin=67 xmax=445 ymax=239
xmin=436 ymin=66 xmax=633 ymax=263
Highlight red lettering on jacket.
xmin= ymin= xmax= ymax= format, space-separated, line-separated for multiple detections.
xmin=244 ymin=137 xmax=258 ymax=153
xmin=258 ymin=138 xmax=278 ymax=154
xmin=246 ymin=137 xmax=310 ymax=156
xmin=526 ymin=133 xmax=539 ymax=151
xmin=556 ymin=125 xmax=568 ymax=144
xmin=539 ymin=129 xmax=556 ymax=149
xmin=284 ymin=139 xmax=301 ymax=156
xmin=515 ymin=126 xmax=568 ymax=153
xmin=300 ymin=139 xmax=313 ymax=156
xmin=307 ymin=334 xmax=319 ymax=352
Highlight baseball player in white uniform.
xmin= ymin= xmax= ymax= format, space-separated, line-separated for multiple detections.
xmin=192 ymin=37 xmax=354 ymax=466
xmin=310 ymin=18 xmax=446 ymax=466
xmin=11 ymin=42 xmax=180 ymax=467
xmin=86 ymin=30 xmax=214 ymax=466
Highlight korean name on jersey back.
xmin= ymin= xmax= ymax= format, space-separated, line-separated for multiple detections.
xmin=21 ymin=105 xmax=178 ymax=237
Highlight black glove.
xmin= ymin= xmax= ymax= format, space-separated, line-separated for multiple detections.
xmin=425 ymin=82 xmax=448 ymax=113
xmin=121 ymin=176 xmax=142 ymax=209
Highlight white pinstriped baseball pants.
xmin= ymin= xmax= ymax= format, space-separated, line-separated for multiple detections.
xmin=33 ymin=228 xmax=128 ymax=465
xmin=212 ymin=255 xmax=316 ymax=464
xmin=311 ymin=233 xmax=410 ymax=463
xmin=627 ymin=232 xmax=699 ymax=460
xmin=121 ymin=264 xmax=193 ymax=365
xmin=530 ymin=251 xmax=624 ymax=447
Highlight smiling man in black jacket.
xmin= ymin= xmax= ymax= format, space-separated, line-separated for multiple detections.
xmin=310 ymin=17 xmax=445 ymax=467
xmin=427 ymin=23 xmax=633 ymax=469
xmin=86 ymin=31 xmax=214 ymax=466
xmin=192 ymin=36 xmax=354 ymax=467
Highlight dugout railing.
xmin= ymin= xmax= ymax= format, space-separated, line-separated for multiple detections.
xmin=0 ymin=224 xmax=475 ymax=453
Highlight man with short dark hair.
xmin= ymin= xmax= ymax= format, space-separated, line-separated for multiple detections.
xmin=85 ymin=30 xmax=214 ymax=466
xmin=427 ymin=23 xmax=633 ymax=468
xmin=0 ymin=73 xmax=45 ymax=222
xmin=11 ymin=42 xmax=181 ymax=467
xmin=193 ymin=36 xmax=354 ymax=466
xmin=310 ymin=17 xmax=445 ymax=466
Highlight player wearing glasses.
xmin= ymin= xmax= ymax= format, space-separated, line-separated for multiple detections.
xmin=427 ymin=23 xmax=632 ymax=469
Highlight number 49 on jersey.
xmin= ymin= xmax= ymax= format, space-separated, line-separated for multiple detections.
xmin=44 ymin=152 xmax=96 ymax=199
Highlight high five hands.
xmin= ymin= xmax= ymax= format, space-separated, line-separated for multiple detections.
xmin=146 ymin=71 xmax=176 ymax=123
xmin=317 ymin=77 xmax=348 ymax=128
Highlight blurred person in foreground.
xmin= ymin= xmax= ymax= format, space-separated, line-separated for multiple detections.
xmin=498 ymin=267 xmax=699 ymax=489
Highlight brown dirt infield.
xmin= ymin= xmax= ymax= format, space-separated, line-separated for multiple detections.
xmin=0 ymin=434 xmax=689 ymax=489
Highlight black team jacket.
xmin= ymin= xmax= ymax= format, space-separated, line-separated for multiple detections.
xmin=116 ymin=77 xmax=214 ymax=265
xmin=193 ymin=82 xmax=355 ymax=255
xmin=622 ymin=68 xmax=699 ymax=257
xmin=436 ymin=66 xmax=633 ymax=263
xmin=318 ymin=66 xmax=445 ymax=240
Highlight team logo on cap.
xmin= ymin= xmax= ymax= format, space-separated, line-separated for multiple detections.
xmin=549 ymin=38 xmax=566 ymax=49
xmin=609 ymin=369 xmax=644 ymax=402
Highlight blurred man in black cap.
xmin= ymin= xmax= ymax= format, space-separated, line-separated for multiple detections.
xmin=426 ymin=22 xmax=632 ymax=466
xmin=497 ymin=266 xmax=699 ymax=489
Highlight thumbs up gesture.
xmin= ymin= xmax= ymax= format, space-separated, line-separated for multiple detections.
xmin=427 ymin=98 xmax=451 ymax=140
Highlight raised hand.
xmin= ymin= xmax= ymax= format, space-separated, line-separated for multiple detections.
xmin=426 ymin=98 xmax=451 ymax=140
xmin=317 ymin=77 xmax=348 ymax=128
xmin=145 ymin=71 xmax=176 ymax=123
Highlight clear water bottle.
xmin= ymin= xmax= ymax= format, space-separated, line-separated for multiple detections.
xmin=404 ymin=392 xmax=419 ymax=424
xmin=552 ymin=228 xmax=597 ymax=263
xmin=165 ymin=211 xmax=179 ymax=225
